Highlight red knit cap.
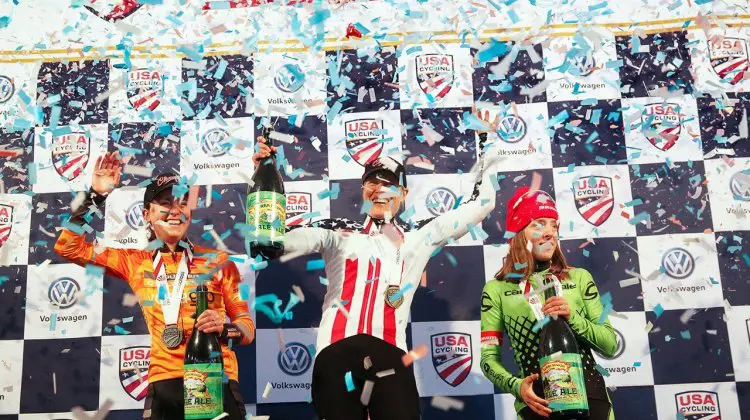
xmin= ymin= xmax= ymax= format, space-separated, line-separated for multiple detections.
xmin=505 ymin=186 xmax=559 ymax=233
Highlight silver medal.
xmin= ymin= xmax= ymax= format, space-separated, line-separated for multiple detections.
xmin=161 ymin=324 xmax=183 ymax=349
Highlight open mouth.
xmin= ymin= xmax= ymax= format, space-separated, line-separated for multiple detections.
xmin=373 ymin=198 xmax=389 ymax=204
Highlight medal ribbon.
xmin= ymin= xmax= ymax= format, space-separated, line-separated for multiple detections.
xmin=153 ymin=243 xmax=194 ymax=326
xmin=519 ymin=273 xmax=563 ymax=322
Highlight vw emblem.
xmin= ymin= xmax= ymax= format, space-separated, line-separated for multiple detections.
xmin=201 ymin=128 xmax=232 ymax=157
xmin=497 ymin=115 xmax=526 ymax=143
xmin=425 ymin=187 xmax=457 ymax=216
xmin=730 ymin=170 xmax=750 ymax=201
xmin=661 ymin=247 xmax=695 ymax=279
xmin=125 ymin=201 xmax=145 ymax=230
xmin=278 ymin=342 xmax=311 ymax=376
xmin=274 ymin=63 xmax=305 ymax=93
xmin=0 ymin=76 xmax=14 ymax=104
xmin=48 ymin=277 xmax=81 ymax=309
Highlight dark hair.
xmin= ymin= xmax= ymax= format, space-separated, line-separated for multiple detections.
xmin=493 ymin=232 xmax=572 ymax=282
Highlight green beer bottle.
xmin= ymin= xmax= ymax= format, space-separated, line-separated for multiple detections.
xmin=246 ymin=124 xmax=286 ymax=259
xmin=538 ymin=274 xmax=589 ymax=419
xmin=184 ymin=284 xmax=224 ymax=419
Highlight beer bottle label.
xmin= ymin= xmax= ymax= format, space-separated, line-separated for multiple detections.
xmin=539 ymin=353 xmax=589 ymax=412
xmin=184 ymin=363 xmax=223 ymax=418
xmin=247 ymin=191 xmax=286 ymax=243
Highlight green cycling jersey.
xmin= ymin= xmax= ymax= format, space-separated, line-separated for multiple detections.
xmin=480 ymin=266 xmax=618 ymax=419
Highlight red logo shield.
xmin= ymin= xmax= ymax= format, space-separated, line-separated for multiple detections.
xmin=345 ymin=119 xmax=385 ymax=167
xmin=431 ymin=332 xmax=472 ymax=387
xmin=642 ymin=103 xmax=682 ymax=151
xmin=709 ymin=37 xmax=749 ymax=86
xmin=573 ymin=176 xmax=614 ymax=226
xmin=415 ymin=54 xmax=454 ymax=100
xmin=0 ymin=204 xmax=12 ymax=247
xmin=127 ymin=68 xmax=164 ymax=112
xmin=119 ymin=346 xmax=150 ymax=401
xmin=674 ymin=391 xmax=721 ymax=420
xmin=85 ymin=0 xmax=142 ymax=22
xmin=51 ymin=132 xmax=90 ymax=181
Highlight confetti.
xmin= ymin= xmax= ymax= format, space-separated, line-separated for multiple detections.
xmin=360 ymin=380 xmax=374 ymax=406
xmin=376 ymin=369 xmax=395 ymax=378
xmin=430 ymin=396 xmax=465 ymax=411
xmin=344 ymin=371 xmax=355 ymax=392
xmin=262 ymin=382 xmax=272 ymax=399
xmin=402 ymin=344 xmax=428 ymax=367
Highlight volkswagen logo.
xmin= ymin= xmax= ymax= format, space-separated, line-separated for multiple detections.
xmin=48 ymin=277 xmax=81 ymax=309
xmin=596 ymin=328 xmax=625 ymax=360
xmin=125 ymin=201 xmax=145 ymax=230
xmin=425 ymin=187 xmax=457 ymax=216
xmin=278 ymin=342 xmax=311 ymax=376
xmin=497 ymin=115 xmax=526 ymax=143
xmin=201 ymin=128 xmax=232 ymax=157
xmin=0 ymin=75 xmax=13 ymax=104
xmin=571 ymin=51 xmax=595 ymax=77
xmin=730 ymin=170 xmax=750 ymax=201
xmin=274 ymin=63 xmax=305 ymax=93
xmin=661 ymin=247 xmax=695 ymax=279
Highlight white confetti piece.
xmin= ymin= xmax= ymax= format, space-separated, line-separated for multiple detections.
xmin=363 ymin=356 xmax=372 ymax=370
xmin=122 ymin=293 xmax=139 ymax=307
xmin=612 ymin=251 xmax=619 ymax=262
xmin=262 ymin=382 xmax=272 ymax=399
xmin=291 ymin=284 xmax=305 ymax=303
xmin=376 ymin=369 xmax=395 ymax=378
xmin=680 ymin=309 xmax=698 ymax=324
xmin=123 ymin=164 xmax=154 ymax=178
xmin=645 ymin=321 xmax=654 ymax=333
xmin=549 ymin=351 xmax=563 ymax=360
xmin=431 ymin=396 xmax=465 ymax=411
xmin=71 ymin=191 xmax=87 ymax=212
xmin=618 ymin=277 xmax=640 ymax=288
xmin=360 ymin=380 xmax=374 ymax=406
xmin=210 ymin=413 xmax=228 ymax=420
xmin=52 ymin=372 xmax=56 ymax=394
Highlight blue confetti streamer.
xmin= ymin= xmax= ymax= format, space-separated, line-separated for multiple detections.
xmin=306 ymin=259 xmax=325 ymax=271
xmin=344 ymin=371 xmax=355 ymax=392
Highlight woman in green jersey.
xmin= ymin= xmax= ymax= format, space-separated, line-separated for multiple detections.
xmin=480 ymin=186 xmax=618 ymax=420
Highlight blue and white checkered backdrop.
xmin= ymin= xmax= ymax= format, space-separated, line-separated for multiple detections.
xmin=0 ymin=0 xmax=748 ymax=418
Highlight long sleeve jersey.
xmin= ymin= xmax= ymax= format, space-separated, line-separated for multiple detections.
xmin=54 ymin=190 xmax=254 ymax=385
xmin=480 ymin=267 xmax=617 ymax=417
xmin=281 ymin=144 xmax=501 ymax=355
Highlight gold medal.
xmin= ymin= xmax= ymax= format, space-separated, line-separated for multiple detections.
xmin=384 ymin=285 xmax=404 ymax=309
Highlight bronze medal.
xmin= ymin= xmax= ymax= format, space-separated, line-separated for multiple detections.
xmin=384 ymin=285 xmax=404 ymax=309
xmin=161 ymin=324 xmax=183 ymax=349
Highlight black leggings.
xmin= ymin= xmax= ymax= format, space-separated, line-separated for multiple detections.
xmin=312 ymin=334 xmax=421 ymax=420
xmin=519 ymin=399 xmax=612 ymax=420
xmin=144 ymin=378 xmax=246 ymax=420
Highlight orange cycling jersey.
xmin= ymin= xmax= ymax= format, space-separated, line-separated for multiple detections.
xmin=54 ymin=229 xmax=254 ymax=384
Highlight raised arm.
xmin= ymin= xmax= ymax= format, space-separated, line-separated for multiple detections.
xmin=218 ymin=257 xmax=255 ymax=346
xmin=568 ymin=269 xmax=618 ymax=357
xmin=54 ymin=152 xmax=134 ymax=281
xmin=480 ymin=280 xmax=522 ymax=398
xmin=282 ymin=222 xmax=339 ymax=260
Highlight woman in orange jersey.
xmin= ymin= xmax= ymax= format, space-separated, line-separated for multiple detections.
xmin=55 ymin=151 xmax=255 ymax=420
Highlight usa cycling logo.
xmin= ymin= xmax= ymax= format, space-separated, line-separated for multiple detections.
xmin=431 ymin=332 xmax=472 ymax=387
xmin=674 ymin=391 xmax=721 ymax=420
xmin=274 ymin=63 xmax=305 ymax=93
xmin=497 ymin=115 xmax=526 ymax=143
xmin=0 ymin=75 xmax=14 ymax=104
xmin=119 ymin=346 xmax=150 ymax=401
xmin=278 ymin=342 xmax=311 ymax=376
xmin=730 ymin=170 xmax=750 ymax=201
xmin=48 ymin=277 xmax=81 ymax=309
xmin=709 ymin=37 xmax=748 ymax=85
xmin=661 ymin=248 xmax=694 ymax=279
xmin=201 ymin=128 xmax=232 ymax=157
xmin=0 ymin=204 xmax=13 ymax=247
xmin=425 ymin=187 xmax=456 ymax=216
xmin=125 ymin=201 xmax=146 ymax=230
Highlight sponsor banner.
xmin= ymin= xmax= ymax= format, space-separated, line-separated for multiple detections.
xmin=410 ymin=321 xmax=493 ymax=396
xmin=637 ymin=233 xmax=724 ymax=311
xmin=725 ymin=305 xmax=750 ymax=382
xmin=33 ymin=125 xmax=108 ymax=194
xmin=475 ymin=103 xmax=553 ymax=171
xmin=688 ymin=30 xmax=750 ymax=93
xmin=654 ymin=382 xmax=741 ymax=420
xmin=592 ymin=311 xmax=655 ymax=386
xmin=482 ymin=244 xmax=510 ymax=284
xmin=398 ymin=43 xmax=474 ymax=109
xmin=283 ymin=180 xmax=331 ymax=227
xmin=553 ymin=164 xmax=636 ymax=239
xmin=327 ymin=110 xmax=402 ymax=180
xmin=0 ymin=193 xmax=31 ymax=266
xmin=255 ymin=328 xmax=317 ymax=403
xmin=103 ymin=188 xmax=149 ymax=249
xmin=622 ymin=96 xmax=703 ymax=165
xmin=705 ymin=157 xmax=750 ymax=232
xmin=24 ymin=264 xmax=103 ymax=340
xmin=99 ymin=335 xmax=151 ymax=410
xmin=405 ymin=173 xmax=483 ymax=246
xmin=253 ymin=51 xmax=327 ymax=117
xmin=708 ymin=37 xmax=749 ymax=86
xmin=544 ymin=35 xmax=622 ymax=101
xmin=0 ymin=63 xmax=38 ymax=126
xmin=179 ymin=118 xmax=255 ymax=186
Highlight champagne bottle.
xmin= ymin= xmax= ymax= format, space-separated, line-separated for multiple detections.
xmin=246 ymin=124 xmax=286 ymax=259
xmin=184 ymin=284 xmax=224 ymax=419
xmin=538 ymin=275 xmax=589 ymax=419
